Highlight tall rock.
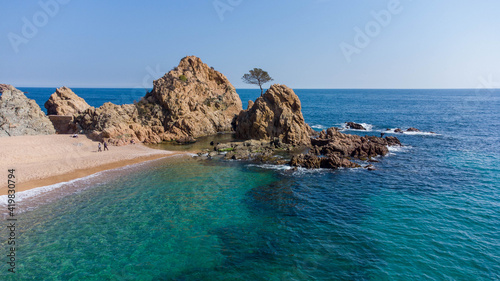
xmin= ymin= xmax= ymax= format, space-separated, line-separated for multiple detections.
xmin=0 ymin=84 xmax=55 ymax=137
xmin=70 ymin=56 xmax=243 ymax=144
xmin=234 ymin=84 xmax=312 ymax=146
xmin=45 ymin=86 xmax=90 ymax=116
xmin=146 ymin=56 xmax=242 ymax=138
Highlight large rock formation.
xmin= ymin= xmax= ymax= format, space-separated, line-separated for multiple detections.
xmin=45 ymin=86 xmax=90 ymax=116
xmin=234 ymin=84 xmax=312 ymax=146
xmin=62 ymin=56 xmax=242 ymax=144
xmin=0 ymin=84 xmax=55 ymax=137
xmin=144 ymin=55 xmax=242 ymax=138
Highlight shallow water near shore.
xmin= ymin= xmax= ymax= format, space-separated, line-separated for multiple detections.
xmin=2 ymin=88 xmax=499 ymax=280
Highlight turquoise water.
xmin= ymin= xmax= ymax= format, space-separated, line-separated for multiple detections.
xmin=2 ymin=88 xmax=500 ymax=280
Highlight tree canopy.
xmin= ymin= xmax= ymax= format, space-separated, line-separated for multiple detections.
xmin=242 ymin=68 xmax=274 ymax=95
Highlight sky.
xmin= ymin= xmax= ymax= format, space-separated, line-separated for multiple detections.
xmin=1 ymin=0 xmax=500 ymax=89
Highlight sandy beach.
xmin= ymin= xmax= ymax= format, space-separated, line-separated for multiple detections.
xmin=0 ymin=134 xmax=184 ymax=195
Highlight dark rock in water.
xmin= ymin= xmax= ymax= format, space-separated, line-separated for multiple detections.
xmin=176 ymin=136 xmax=196 ymax=144
xmin=385 ymin=136 xmax=402 ymax=146
xmin=287 ymin=127 xmax=401 ymax=170
xmin=311 ymin=128 xmax=390 ymax=159
xmin=290 ymin=153 xmax=360 ymax=169
xmin=406 ymin=127 xmax=420 ymax=132
xmin=394 ymin=128 xmax=403 ymax=133
xmin=210 ymin=141 xmax=214 ymax=146
xmin=345 ymin=122 xmax=366 ymax=130
xmin=364 ymin=164 xmax=376 ymax=171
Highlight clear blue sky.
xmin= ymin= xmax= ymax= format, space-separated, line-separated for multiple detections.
xmin=2 ymin=0 xmax=499 ymax=89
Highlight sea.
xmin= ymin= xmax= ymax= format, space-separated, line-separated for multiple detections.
xmin=1 ymin=87 xmax=499 ymax=280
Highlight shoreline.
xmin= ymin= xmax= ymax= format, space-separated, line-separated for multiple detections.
xmin=0 ymin=134 xmax=189 ymax=196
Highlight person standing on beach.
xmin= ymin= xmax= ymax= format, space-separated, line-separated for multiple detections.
xmin=98 ymin=142 xmax=102 ymax=152
xmin=103 ymin=141 xmax=109 ymax=151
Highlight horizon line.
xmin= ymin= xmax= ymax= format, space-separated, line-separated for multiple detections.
xmin=14 ymin=86 xmax=500 ymax=90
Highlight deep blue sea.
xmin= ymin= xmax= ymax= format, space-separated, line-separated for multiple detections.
xmin=2 ymin=88 xmax=499 ymax=280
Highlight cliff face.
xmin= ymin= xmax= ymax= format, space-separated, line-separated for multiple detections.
xmin=234 ymin=84 xmax=312 ymax=146
xmin=45 ymin=86 xmax=90 ymax=116
xmin=0 ymin=84 xmax=55 ymax=137
xmin=146 ymin=56 xmax=242 ymax=138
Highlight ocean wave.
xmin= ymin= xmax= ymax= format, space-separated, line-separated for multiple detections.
xmin=383 ymin=128 xmax=440 ymax=136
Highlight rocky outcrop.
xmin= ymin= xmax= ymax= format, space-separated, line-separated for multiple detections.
xmin=345 ymin=122 xmax=366 ymax=130
xmin=406 ymin=127 xmax=420 ymax=132
xmin=0 ymin=85 xmax=55 ymax=137
xmin=234 ymin=84 xmax=312 ymax=146
xmin=56 ymin=56 xmax=243 ymax=144
xmin=290 ymin=153 xmax=359 ymax=169
xmin=145 ymin=56 xmax=242 ymax=138
xmin=45 ymin=86 xmax=90 ymax=116
xmin=291 ymin=127 xmax=401 ymax=169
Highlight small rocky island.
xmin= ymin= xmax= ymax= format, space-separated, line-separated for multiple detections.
xmin=2 ymin=55 xmax=403 ymax=170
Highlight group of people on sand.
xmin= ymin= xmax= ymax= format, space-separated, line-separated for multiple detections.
xmin=97 ymin=141 xmax=109 ymax=152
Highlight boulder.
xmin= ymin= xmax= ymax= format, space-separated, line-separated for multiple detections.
xmin=394 ymin=128 xmax=403 ymax=133
xmin=146 ymin=56 xmax=242 ymax=139
xmin=0 ymin=85 xmax=55 ymax=137
xmin=345 ymin=122 xmax=366 ymax=130
xmin=406 ymin=127 xmax=420 ymax=132
xmin=234 ymin=84 xmax=312 ymax=146
xmin=45 ymin=86 xmax=90 ymax=116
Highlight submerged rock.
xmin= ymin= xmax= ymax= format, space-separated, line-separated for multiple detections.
xmin=0 ymin=85 xmax=55 ymax=137
xmin=234 ymin=84 xmax=313 ymax=146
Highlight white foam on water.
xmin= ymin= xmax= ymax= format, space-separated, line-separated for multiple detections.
xmin=387 ymin=145 xmax=412 ymax=154
xmin=0 ymin=155 xmax=182 ymax=212
xmin=0 ymin=172 xmax=103 ymax=209
xmin=247 ymin=163 xmax=293 ymax=171
xmin=382 ymin=128 xmax=440 ymax=136
xmin=311 ymin=124 xmax=327 ymax=130
xmin=341 ymin=122 xmax=374 ymax=131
